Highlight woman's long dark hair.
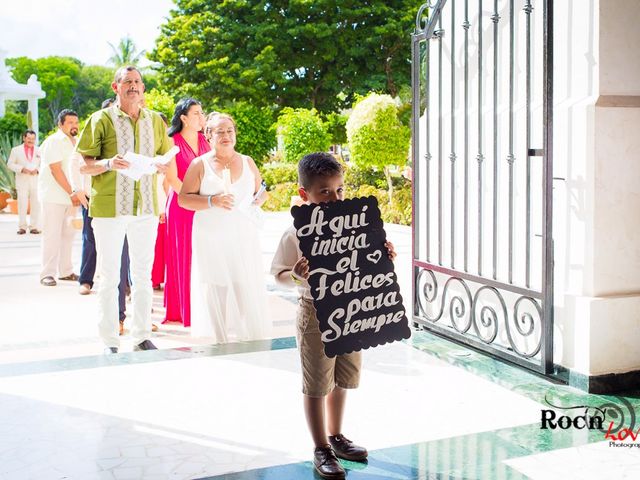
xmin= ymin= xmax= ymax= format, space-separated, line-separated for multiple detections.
xmin=167 ymin=97 xmax=201 ymax=137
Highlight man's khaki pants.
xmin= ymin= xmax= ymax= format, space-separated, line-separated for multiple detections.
xmin=15 ymin=173 xmax=40 ymax=230
xmin=40 ymin=202 xmax=76 ymax=279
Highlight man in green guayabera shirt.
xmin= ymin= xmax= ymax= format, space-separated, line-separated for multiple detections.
xmin=76 ymin=66 xmax=174 ymax=354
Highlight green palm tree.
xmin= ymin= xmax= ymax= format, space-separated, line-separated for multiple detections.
xmin=107 ymin=36 xmax=146 ymax=66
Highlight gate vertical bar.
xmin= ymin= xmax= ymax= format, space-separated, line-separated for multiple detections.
xmin=425 ymin=28 xmax=431 ymax=263
xmin=477 ymin=0 xmax=484 ymax=276
xmin=492 ymin=1 xmax=500 ymax=280
xmin=437 ymin=14 xmax=444 ymax=266
xmin=524 ymin=0 xmax=533 ymax=288
xmin=463 ymin=0 xmax=470 ymax=272
xmin=411 ymin=25 xmax=420 ymax=319
xmin=507 ymin=0 xmax=515 ymax=284
xmin=450 ymin=2 xmax=457 ymax=268
xmin=542 ymin=0 xmax=554 ymax=373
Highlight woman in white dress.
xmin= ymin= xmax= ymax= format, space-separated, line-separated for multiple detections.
xmin=178 ymin=113 xmax=269 ymax=343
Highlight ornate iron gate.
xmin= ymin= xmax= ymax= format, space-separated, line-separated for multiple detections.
xmin=411 ymin=0 xmax=554 ymax=373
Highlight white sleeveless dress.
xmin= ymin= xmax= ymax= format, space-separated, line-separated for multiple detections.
xmin=190 ymin=156 xmax=269 ymax=342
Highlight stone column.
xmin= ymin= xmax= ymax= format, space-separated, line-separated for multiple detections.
xmin=554 ymin=0 xmax=640 ymax=388
xmin=27 ymin=97 xmax=39 ymax=143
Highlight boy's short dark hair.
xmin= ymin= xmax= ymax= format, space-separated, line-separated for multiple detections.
xmin=298 ymin=152 xmax=343 ymax=189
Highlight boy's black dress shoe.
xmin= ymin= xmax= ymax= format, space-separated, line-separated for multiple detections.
xmin=133 ymin=340 xmax=157 ymax=351
xmin=329 ymin=434 xmax=368 ymax=462
xmin=313 ymin=446 xmax=345 ymax=479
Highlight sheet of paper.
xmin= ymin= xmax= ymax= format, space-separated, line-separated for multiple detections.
xmin=120 ymin=146 xmax=180 ymax=181
xmin=121 ymin=152 xmax=157 ymax=181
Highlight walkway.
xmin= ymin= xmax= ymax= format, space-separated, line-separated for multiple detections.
xmin=0 ymin=210 xmax=638 ymax=479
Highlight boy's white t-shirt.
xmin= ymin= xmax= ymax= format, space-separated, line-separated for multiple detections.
xmin=270 ymin=225 xmax=313 ymax=300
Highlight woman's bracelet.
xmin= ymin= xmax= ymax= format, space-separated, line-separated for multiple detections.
xmin=207 ymin=195 xmax=213 ymax=208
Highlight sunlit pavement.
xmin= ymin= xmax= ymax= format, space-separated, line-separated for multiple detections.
xmin=0 ymin=209 xmax=639 ymax=479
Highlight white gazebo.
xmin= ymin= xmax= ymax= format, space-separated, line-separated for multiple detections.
xmin=0 ymin=49 xmax=46 ymax=141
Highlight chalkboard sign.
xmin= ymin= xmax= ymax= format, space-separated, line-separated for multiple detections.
xmin=291 ymin=196 xmax=411 ymax=357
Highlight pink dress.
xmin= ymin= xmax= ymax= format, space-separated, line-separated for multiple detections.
xmin=164 ymin=132 xmax=211 ymax=326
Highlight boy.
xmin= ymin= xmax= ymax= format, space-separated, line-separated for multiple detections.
xmin=271 ymin=152 xmax=396 ymax=479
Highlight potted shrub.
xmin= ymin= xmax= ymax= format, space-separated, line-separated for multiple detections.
xmin=0 ymin=160 xmax=17 ymax=212
xmin=0 ymin=133 xmax=19 ymax=212
xmin=0 ymin=190 xmax=10 ymax=210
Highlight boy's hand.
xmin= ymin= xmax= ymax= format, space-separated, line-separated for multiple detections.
xmin=293 ymin=256 xmax=310 ymax=280
xmin=385 ymin=241 xmax=397 ymax=261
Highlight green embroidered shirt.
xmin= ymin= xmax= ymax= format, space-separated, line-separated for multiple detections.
xmin=76 ymin=107 xmax=173 ymax=218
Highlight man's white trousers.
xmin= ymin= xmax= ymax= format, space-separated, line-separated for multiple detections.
xmin=93 ymin=214 xmax=158 ymax=348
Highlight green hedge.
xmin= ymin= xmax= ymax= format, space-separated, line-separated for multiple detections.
xmin=260 ymin=162 xmax=298 ymax=189
xmin=262 ymin=182 xmax=299 ymax=212
xmin=0 ymin=113 xmax=27 ymax=138
xmin=256 ymin=126 xmax=413 ymax=225
xmin=226 ymin=102 xmax=276 ymax=166
xmin=276 ymin=108 xmax=331 ymax=163
xmin=258 ymin=160 xmax=412 ymax=225
xmin=345 ymin=183 xmax=412 ymax=226
xmin=346 ymin=93 xmax=410 ymax=172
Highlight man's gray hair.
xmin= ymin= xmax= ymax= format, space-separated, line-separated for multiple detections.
xmin=113 ymin=65 xmax=143 ymax=84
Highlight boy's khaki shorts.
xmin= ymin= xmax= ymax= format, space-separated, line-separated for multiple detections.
xmin=296 ymin=298 xmax=362 ymax=397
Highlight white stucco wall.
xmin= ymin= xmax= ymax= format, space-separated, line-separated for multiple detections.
xmin=549 ymin=0 xmax=640 ymax=376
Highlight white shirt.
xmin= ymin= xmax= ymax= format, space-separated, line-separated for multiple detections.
xmin=68 ymin=152 xmax=90 ymax=194
xmin=270 ymin=225 xmax=312 ymax=300
xmin=7 ymin=144 xmax=41 ymax=174
xmin=38 ymin=129 xmax=75 ymax=205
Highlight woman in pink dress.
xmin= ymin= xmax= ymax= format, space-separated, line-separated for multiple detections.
xmin=164 ymin=98 xmax=210 ymax=326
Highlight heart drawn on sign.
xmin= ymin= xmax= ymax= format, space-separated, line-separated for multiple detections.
xmin=366 ymin=250 xmax=382 ymax=264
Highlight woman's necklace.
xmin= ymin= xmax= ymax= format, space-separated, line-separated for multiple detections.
xmin=216 ymin=153 xmax=235 ymax=169
xmin=216 ymin=153 xmax=235 ymax=194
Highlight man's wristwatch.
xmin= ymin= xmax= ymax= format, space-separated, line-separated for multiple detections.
xmin=104 ymin=159 xmax=111 ymax=171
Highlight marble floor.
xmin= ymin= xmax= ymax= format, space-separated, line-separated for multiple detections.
xmin=1 ymin=211 xmax=640 ymax=479
xmin=1 ymin=334 xmax=639 ymax=480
